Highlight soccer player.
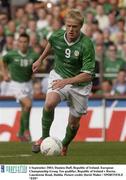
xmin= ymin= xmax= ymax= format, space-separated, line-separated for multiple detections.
xmin=32 ymin=9 xmax=95 ymax=155
xmin=1 ymin=33 xmax=39 ymax=141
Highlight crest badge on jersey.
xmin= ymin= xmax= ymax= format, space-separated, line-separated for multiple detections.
xmin=74 ymin=50 xmax=79 ymax=57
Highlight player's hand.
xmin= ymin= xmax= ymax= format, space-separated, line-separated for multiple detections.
xmin=3 ymin=74 xmax=10 ymax=82
xmin=32 ymin=59 xmax=41 ymax=73
xmin=52 ymin=79 xmax=68 ymax=90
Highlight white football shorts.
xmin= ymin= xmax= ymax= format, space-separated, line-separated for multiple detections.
xmin=47 ymin=70 xmax=92 ymax=117
xmin=8 ymin=80 xmax=33 ymax=101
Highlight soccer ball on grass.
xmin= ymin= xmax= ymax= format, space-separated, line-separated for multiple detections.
xmin=40 ymin=137 xmax=63 ymax=156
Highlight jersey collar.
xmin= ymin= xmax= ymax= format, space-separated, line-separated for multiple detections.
xmin=64 ymin=32 xmax=81 ymax=46
xmin=18 ymin=50 xmax=28 ymax=57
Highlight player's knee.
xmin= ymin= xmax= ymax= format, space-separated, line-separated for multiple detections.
xmin=69 ymin=121 xmax=80 ymax=129
xmin=23 ymin=102 xmax=32 ymax=111
xmin=44 ymin=101 xmax=56 ymax=111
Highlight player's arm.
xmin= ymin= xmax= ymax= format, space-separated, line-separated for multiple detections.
xmin=52 ymin=72 xmax=92 ymax=90
xmin=1 ymin=57 xmax=10 ymax=82
xmin=32 ymin=42 xmax=51 ymax=73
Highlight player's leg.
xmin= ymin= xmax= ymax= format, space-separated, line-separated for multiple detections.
xmin=19 ymin=97 xmax=32 ymax=141
xmin=61 ymin=86 xmax=90 ymax=155
xmin=9 ymin=80 xmax=33 ymax=141
xmin=42 ymin=91 xmax=61 ymax=139
xmin=61 ymin=113 xmax=80 ymax=156
xmin=32 ymin=70 xmax=67 ymax=153
xmin=32 ymin=91 xmax=61 ymax=153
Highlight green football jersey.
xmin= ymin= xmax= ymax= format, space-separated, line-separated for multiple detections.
xmin=3 ymin=48 xmax=39 ymax=82
xmin=49 ymin=29 xmax=95 ymax=86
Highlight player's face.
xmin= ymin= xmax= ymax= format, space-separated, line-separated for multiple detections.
xmin=18 ymin=37 xmax=29 ymax=53
xmin=65 ymin=18 xmax=82 ymax=42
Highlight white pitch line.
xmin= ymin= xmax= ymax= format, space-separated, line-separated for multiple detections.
xmin=0 ymin=154 xmax=32 ymax=158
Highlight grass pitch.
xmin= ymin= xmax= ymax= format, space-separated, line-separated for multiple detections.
xmin=0 ymin=142 xmax=126 ymax=164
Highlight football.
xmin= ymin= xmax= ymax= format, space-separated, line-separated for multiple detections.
xmin=40 ymin=137 xmax=63 ymax=156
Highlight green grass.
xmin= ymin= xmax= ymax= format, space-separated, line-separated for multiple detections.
xmin=0 ymin=142 xmax=126 ymax=164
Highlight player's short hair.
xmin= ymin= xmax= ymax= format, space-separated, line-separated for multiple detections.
xmin=19 ymin=33 xmax=30 ymax=42
xmin=65 ymin=9 xmax=84 ymax=26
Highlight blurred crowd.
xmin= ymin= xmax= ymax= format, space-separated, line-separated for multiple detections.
xmin=0 ymin=0 xmax=126 ymax=98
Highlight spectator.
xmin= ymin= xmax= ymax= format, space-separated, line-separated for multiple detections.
xmin=20 ymin=14 xmax=29 ymax=28
xmin=103 ymin=44 xmax=126 ymax=80
xmin=110 ymin=18 xmax=126 ymax=44
xmin=81 ymin=24 xmax=94 ymax=38
xmin=118 ymin=0 xmax=126 ymax=7
xmin=10 ymin=0 xmax=29 ymax=18
xmin=91 ymin=20 xmax=101 ymax=39
xmin=93 ymin=30 xmax=105 ymax=47
xmin=47 ymin=18 xmax=63 ymax=39
xmin=33 ymin=79 xmax=46 ymax=98
xmin=27 ymin=19 xmax=37 ymax=35
xmin=86 ymin=0 xmax=97 ymax=15
xmin=112 ymin=69 xmax=126 ymax=95
xmin=0 ymin=12 xmax=8 ymax=26
xmin=14 ymin=8 xmax=25 ymax=27
xmin=76 ymin=0 xmax=86 ymax=12
xmin=119 ymin=42 xmax=126 ymax=61
xmin=85 ymin=11 xmax=95 ymax=25
xmin=115 ymin=31 xmax=125 ymax=50
xmin=109 ymin=0 xmax=119 ymax=11
xmin=2 ymin=35 xmax=14 ymax=56
xmin=33 ymin=44 xmax=43 ymax=55
xmin=15 ymin=24 xmax=26 ymax=41
xmin=52 ymin=5 xmax=62 ymax=19
xmin=117 ymin=18 xmax=126 ymax=32
xmin=37 ymin=14 xmax=53 ymax=42
xmin=95 ymin=43 xmax=105 ymax=62
xmin=118 ymin=7 xmax=126 ymax=23
xmin=60 ymin=0 xmax=76 ymax=18
xmin=4 ymin=20 xmax=16 ymax=36
xmin=95 ymin=4 xmax=109 ymax=30
xmin=96 ymin=79 xmax=113 ymax=96
xmin=98 ymin=0 xmax=112 ymax=14
xmin=103 ymin=29 xmax=114 ymax=47
xmin=36 ymin=9 xmax=48 ymax=30
xmin=39 ymin=38 xmax=48 ymax=51
xmin=25 ymin=2 xmax=35 ymax=19
xmin=29 ymin=32 xmax=39 ymax=49
xmin=107 ymin=10 xmax=118 ymax=35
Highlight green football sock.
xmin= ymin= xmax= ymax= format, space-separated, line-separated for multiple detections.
xmin=62 ymin=125 xmax=79 ymax=147
xmin=23 ymin=111 xmax=30 ymax=130
xmin=42 ymin=108 xmax=54 ymax=139
xmin=19 ymin=111 xmax=25 ymax=136
xmin=19 ymin=111 xmax=30 ymax=136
